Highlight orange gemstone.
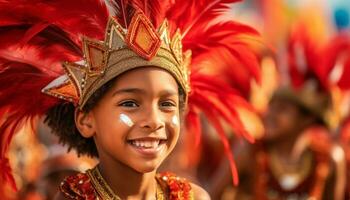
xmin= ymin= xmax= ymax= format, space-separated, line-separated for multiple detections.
xmin=134 ymin=22 xmax=154 ymax=53
xmin=126 ymin=10 xmax=161 ymax=60
xmin=50 ymin=81 xmax=79 ymax=102
xmin=86 ymin=43 xmax=106 ymax=73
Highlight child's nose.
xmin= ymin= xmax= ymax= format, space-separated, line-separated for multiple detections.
xmin=139 ymin=106 xmax=165 ymax=131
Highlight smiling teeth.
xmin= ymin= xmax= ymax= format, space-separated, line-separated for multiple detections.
xmin=131 ymin=140 xmax=160 ymax=148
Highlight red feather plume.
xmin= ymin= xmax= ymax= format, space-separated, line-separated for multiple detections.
xmin=287 ymin=24 xmax=324 ymax=90
xmin=166 ymin=0 xmax=241 ymax=35
xmin=319 ymin=34 xmax=350 ymax=90
xmin=287 ymin=23 xmax=350 ymax=92
xmin=166 ymin=0 xmax=261 ymax=185
xmin=107 ymin=0 xmax=171 ymax=29
xmin=0 ymin=0 xmax=108 ymax=191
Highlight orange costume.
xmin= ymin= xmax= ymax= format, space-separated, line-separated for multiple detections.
xmin=60 ymin=170 xmax=193 ymax=200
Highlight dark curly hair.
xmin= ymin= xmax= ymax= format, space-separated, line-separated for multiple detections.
xmin=44 ymin=76 xmax=186 ymax=158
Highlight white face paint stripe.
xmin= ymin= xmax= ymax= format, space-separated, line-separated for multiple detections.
xmin=172 ymin=115 xmax=179 ymax=126
xmin=119 ymin=114 xmax=134 ymax=127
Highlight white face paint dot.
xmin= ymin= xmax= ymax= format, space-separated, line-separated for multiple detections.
xmin=119 ymin=114 xmax=134 ymax=127
xmin=172 ymin=115 xmax=179 ymax=126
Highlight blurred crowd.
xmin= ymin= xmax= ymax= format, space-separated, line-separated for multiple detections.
xmin=2 ymin=0 xmax=350 ymax=199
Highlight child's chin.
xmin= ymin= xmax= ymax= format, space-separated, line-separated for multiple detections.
xmin=133 ymin=162 xmax=161 ymax=173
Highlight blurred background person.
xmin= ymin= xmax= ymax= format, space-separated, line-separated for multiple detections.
xmin=206 ymin=0 xmax=350 ymax=198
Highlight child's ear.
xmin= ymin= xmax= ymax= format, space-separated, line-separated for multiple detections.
xmin=75 ymin=109 xmax=96 ymax=138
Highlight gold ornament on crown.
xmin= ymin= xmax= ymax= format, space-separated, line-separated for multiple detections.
xmin=42 ymin=9 xmax=191 ymax=109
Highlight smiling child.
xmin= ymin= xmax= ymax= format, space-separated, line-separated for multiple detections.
xmin=0 ymin=0 xmax=261 ymax=199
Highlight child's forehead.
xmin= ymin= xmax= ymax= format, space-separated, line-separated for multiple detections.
xmin=109 ymin=87 xmax=179 ymax=99
xmin=117 ymin=66 xmax=175 ymax=78
xmin=109 ymin=67 xmax=180 ymax=94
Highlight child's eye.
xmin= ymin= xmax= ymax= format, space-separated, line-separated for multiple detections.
xmin=118 ymin=100 xmax=139 ymax=107
xmin=160 ymin=101 xmax=176 ymax=109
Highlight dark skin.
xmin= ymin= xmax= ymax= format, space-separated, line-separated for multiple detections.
xmin=54 ymin=67 xmax=210 ymax=200
xmin=207 ymin=97 xmax=317 ymax=199
xmin=262 ymin=98 xmax=315 ymax=157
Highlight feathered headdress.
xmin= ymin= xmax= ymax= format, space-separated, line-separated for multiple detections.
xmin=286 ymin=23 xmax=324 ymax=89
xmin=276 ymin=22 xmax=350 ymax=128
xmin=0 ymin=0 xmax=261 ymax=190
xmin=319 ymin=33 xmax=350 ymax=91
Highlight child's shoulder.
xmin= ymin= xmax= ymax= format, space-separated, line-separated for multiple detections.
xmin=156 ymin=172 xmax=211 ymax=200
xmin=189 ymin=182 xmax=211 ymax=200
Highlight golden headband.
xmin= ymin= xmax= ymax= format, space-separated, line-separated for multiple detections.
xmin=42 ymin=9 xmax=191 ymax=109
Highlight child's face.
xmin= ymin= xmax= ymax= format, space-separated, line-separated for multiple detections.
xmin=263 ymin=98 xmax=305 ymax=141
xmin=89 ymin=67 xmax=181 ymax=173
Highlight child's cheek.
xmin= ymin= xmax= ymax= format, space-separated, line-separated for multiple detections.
xmin=119 ymin=113 xmax=134 ymax=127
xmin=171 ymin=115 xmax=179 ymax=127
xmin=169 ymin=115 xmax=181 ymax=137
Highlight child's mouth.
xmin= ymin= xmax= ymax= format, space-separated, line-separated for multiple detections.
xmin=127 ymin=138 xmax=167 ymax=156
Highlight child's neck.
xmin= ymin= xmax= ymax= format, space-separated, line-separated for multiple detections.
xmin=98 ymin=160 xmax=158 ymax=200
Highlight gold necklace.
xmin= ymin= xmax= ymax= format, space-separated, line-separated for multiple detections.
xmin=87 ymin=167 xmax=164 ymax=200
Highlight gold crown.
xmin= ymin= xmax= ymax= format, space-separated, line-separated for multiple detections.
xmin=42 ymin=9 xmax=191 ymax=109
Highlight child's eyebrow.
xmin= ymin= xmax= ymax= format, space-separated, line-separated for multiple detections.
xmin=159 ymin=90 xmax=178 ymax=97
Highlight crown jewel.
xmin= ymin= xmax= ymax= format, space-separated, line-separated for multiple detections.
xmin=42 ymin=9 xmax=191 ymax=108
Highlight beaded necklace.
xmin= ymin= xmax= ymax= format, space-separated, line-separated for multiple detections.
xmin=87 ymin=167 xmax=164 ymax=200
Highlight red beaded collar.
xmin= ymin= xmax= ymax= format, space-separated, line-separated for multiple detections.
xmin=60 ymin=171 xmax=193 ymax=200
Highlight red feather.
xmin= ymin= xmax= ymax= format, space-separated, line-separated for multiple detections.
xmin=166 ymin=0 xmax=241 ymax=36
xmin=287 ymin=24 xmax=325 ymax=90
xmin=186 ymin=108 xmax=202 ymax=148
xmin=0 ymin=0 xmax=109 ymax=41
xmin=181 ymin=20 xmax=261 ymax=97
xmin=319 ymin=34 xmax=350 ymax=90
xmin=107 ymin=0 xmax=134 ymax=28
xmin=287 ymin=24 xmax=350 ymax=92
xmin=189 ymin=73 xmax=255 ymax=142
xmin=166 ymin=0 xmax=261 ymax=185
xmin=107 ymin=0 xmax=171 ymax=29
xmin=0 ymin=0 xmax=108 ymax=190
xmin=130 ymin=0 xmax=172 ymax=28
xmin=0 ymin=62 xmax=59 ymax=190
xmin=190 ymin=96 xmax=239 ymax=185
